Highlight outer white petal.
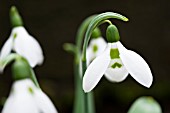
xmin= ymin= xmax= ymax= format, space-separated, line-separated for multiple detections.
xmin=105 ymin=59 xmax=129 ymax=82
xmin=0 ymin=37 xmax=13 ymax=60
xmin=117 ymin=41 xmax=153 ymax=88
xmin=86 ymin=47 xmax=94 ymax=66
xmin=83 ymin=43 xmax=111 ymax=92
xmin=2 ymin=79 xmax=38 ymax=113
xmin=34 ymin=89 xmax=58 ymax=113
xmin=13 ymin=27 xmax=44 ymax=67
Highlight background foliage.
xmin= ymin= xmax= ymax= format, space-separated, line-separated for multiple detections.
xmin=0 ymin=0 xmax=170 ymax=113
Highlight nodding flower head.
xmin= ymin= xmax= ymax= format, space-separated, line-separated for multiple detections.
xmin=83 ymin=41 xmax=153 ymax=93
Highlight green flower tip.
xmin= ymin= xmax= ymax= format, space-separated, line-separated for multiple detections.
xmin=10 ymin=6 xmax=23 ymax=27
xmin=124 ymin=17 xmax=129 ymax=21
xmin=106 ymin=24 xmax=120 ymax=43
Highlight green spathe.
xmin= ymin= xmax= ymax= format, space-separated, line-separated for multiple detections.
xmin=10 ymin=6 xmax=23 ymax=27
xmin=106 ymin=25 xmax=120 ymax=43
xmin=128 ymin=96 xmax=162 ymax=113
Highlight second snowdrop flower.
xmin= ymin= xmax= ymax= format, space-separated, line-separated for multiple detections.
xmin=83 ymin=25 xmax=153 ymax=92
xmin=0 ymin=6 xmax=43 ymax=68
xmin=86 ymin=37 xmax=107 ymax=65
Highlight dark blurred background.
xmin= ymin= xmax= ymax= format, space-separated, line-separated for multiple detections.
xmin=0 ymin=0 xmax=170 ymax=113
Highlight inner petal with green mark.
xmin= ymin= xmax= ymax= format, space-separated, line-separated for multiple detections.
xmin=93 ymin=44 xmax=98 ymax=53
xmin=28 ymin=87 xmax=34 ymax=94
xmin=111 ymin=62 xmax=122 ymax=68
xmin=108 ymin=58 xmax=124 ymax=69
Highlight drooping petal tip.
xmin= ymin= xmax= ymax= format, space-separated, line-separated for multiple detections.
xmin=117 ymin=41 xmax=153 ymax=88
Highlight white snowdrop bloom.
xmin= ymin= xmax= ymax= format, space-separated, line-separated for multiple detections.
xmin=0 ymin=26 xmax=44 ymax=68
xmin=2 ymin=79 xmax=58 ymax=113
xmin=86 ymin=37 xmax=107 ymax=65
xmin=83 ymin=41 xmax=153 ymax=92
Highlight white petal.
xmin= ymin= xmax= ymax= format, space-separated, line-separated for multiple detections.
xmin=105 ymin=59 xmax=129 ymax=82
xmin=0 ymin=37 xmax=13 ymax=60
xmin=117 ymin=41 xmax=153 ymax=88
xmin=83 ymin=43 xmax=111 ymax=92
xmin=34 ymin=89 xmax=58 ymax=113
xmin=86 ymin=47 xmax=94 ymax=66
xmin=2 ymin=79 xmax=38 ymax=113
xmin=13 ymin=27 xmax=44 ymax=67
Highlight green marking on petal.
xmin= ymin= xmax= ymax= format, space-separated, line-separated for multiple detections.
xmin=93 ymin=44 xmax=98 ymax=53
xmin=110 ymin=48 xmax=120 ymax=59
xmin=111 ymin=62 xmax=122 ymax=68
xmin=13 ymin=33 xmax=17 ymax=39
xmin=28 ymin=87 xmax=34 ymax=94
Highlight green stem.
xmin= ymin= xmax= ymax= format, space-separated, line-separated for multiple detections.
xmin=76 ymin=15 xmax=96 ymax=56
xmin=73 ymin=62 xmax=85 ymax=113
xmin=73 ymin=15 xmax=97 ymax=113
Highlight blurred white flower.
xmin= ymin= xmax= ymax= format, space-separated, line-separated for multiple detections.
xmin=86 ymin=37 xmax=107 ymax=65
xmin=2 ymin=79 xmax=58 ymax=113
xmin=83 ymin=41 xmax=153 ymax=92
xmin=0 ymin=26 xmax=44 ymax=67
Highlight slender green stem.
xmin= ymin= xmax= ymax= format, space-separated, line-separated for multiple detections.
xmin=73 ymin=15 xmax=97 ymax=113
xmin=76 ymin=15 xmax=96 ymax=55
xmin=73 ymin=61 xmax=85 ymax=113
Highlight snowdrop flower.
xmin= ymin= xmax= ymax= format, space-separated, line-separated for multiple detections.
xmin=0 ymin=6 xmax=44 ymax=68
xmin=0 ymin=26 xmax=44 ymax=68
xmin=86 ymin=37 xmax=107 ymax=65
xmin=2 ymin=79 xmax=58 ymax=113
xmin=83 ymin=25 xmax=153 ymax=92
